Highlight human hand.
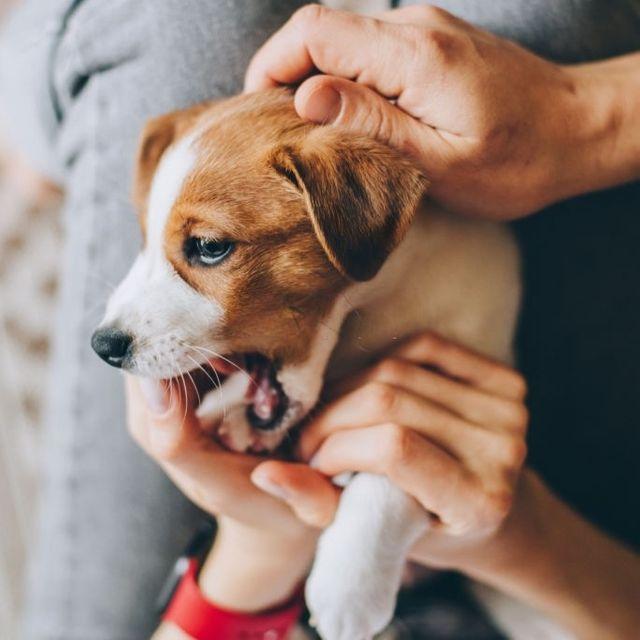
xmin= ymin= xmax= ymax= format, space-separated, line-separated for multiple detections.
xmin=139 ymin=336 xmax=640 ymax=640
xmin=125 ymin=374 xmax=338 ymax=612
xmin=246 ymin=4 xmax=639 ymax=218
xmin=254 ymin=332 xmax=529 ymax=572
xmin=127 ymin=330 xmax=528 ymax=609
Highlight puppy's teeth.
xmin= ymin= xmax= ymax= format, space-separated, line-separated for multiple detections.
xmin=253 ymin=384 xmax=278 ymax=421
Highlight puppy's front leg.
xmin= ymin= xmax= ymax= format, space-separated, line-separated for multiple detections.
xmin=306 ymin=473 xmax=430 ymax=640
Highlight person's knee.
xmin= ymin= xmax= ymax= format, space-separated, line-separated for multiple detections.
xmin=58 ymin=0 xmax=306 ymax=110
xmin=138 ymin=0 xmax=307 ymax=100
xmin=0 ymin=2 xmax=62 ymax=179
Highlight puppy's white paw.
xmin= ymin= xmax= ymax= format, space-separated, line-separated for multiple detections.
xmin=306 ymin=474 xmax=430 ymax=640
xmin=306 ymin=547 xmax=399 ymax=640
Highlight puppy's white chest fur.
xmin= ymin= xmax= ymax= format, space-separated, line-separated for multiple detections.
xmin=333 ymin=205 xmax=521 ymax=375
xmin=305 ymin=204 xmax=547 ymax=640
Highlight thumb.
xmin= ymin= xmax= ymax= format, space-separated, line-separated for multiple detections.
xmin=295 ymin=75 xmax=446 ymax=175
xmin=131 ymin=375 xmax=202 ymax=460
xmin=251 ymin=461 xmax=340 ymax=529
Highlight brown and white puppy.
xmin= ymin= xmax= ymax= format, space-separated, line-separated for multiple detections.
xmin=92 ymin=89 xmax=523 ymax=640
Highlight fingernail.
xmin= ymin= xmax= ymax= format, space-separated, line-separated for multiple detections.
xmin=251 ymin=471 xmax=292 ymax=501
xmin=304 ymin=86 xmax=341 ymax=124
xmin=331 ymin=471 xmax=353 ymax=488
xmin=139 ymin=378 xmax=171 ymax=415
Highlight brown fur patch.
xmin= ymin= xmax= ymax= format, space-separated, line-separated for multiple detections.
xmin=136 ymin=89 xmax=426 ymax=365
xmin=272 ymin=131 xmax=427 ymax=280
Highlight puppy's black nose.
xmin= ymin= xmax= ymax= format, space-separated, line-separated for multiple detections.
xmin=91 ymin=327 xmax=133 ymax=368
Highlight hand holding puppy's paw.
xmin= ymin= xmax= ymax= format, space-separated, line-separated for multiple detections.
xmin=305 ymin=474 xmax=430 ymax=640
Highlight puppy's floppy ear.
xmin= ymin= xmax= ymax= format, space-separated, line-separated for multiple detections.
xmin=271 ymin=129 xmax=427 ymax=281
xmin=133 ymin=103 xmax=209 ymax=216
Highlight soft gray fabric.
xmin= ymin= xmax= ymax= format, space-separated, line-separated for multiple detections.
xmin=0 ymin=0 xmax=70 ymax=181
xmin=1 ymin=0 xmax=639 ymax=639
xmin=1 ymin=2 xmax=305 ymax=639
xmin=400 ymin=0 xmax=640 ymax=62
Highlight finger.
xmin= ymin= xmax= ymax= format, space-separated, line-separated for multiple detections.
xmin=375 ymin=5 xmax=494 ymax=48
xmin=160 ymin=449 xmax=301 ymax=531
xmin=126 ymin=375 xmax=179 ymax=453
xmin=127 ymin=378 xmax=299 ymax=528
xmin=245 ymin=5 xmax=414 ymax=97
xmin=374 ymin=4 xmax=459 ymax=26
xmin=300 ymin=382 xmax=474 ymax=461
xmin=327 ymin=357 xmax=526 ymax=433
xmin=126 ymin=375 xmax=238 ymax=496
xmin=126 ymin=374 xmax=203 ymax=460
xmin=294 ymin=75 xmax=448 ymax=174
xmin=390 ymin=332 xmax=528 ymax=401
xmin=125 ymin=374 xmax=153 ymax=445
xmin=310 ymin=424 xmax=479 ymax=528
xmin=252 ymin=461 xmax=340 ymax=529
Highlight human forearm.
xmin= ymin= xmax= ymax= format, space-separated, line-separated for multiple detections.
xmin=440 ymin=471 xmax=640 ymax=640
xmin=197 ymin=517 xmax=314 ymax=613
xmin=559 ymin=52 xmax=640 ymax=203
xmin=151 ymin=518 xmax=314 ymax=640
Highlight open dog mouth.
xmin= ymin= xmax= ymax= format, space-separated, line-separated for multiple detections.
xmin=244 ymin=353 xmax=289 ymax=431
xmin=198 ymin=352 xmax=289 ymax=433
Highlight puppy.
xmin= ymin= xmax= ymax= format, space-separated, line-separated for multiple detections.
xmin=92 ymin=89 xmax=524 ymax=639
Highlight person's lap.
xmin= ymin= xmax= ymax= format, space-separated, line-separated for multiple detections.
xmin=1 ymin=1 xmax=304 ymax=638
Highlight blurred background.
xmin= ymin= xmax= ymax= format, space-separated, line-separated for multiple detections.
xmin=0 ymin=0 xmax=386 ymax=636
xmin=0 ymin=1 xmax=63 ymax=636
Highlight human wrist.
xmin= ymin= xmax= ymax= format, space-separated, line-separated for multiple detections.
xmin=198 ymin=518 xmax=314 ymax=614
xmin=551 ymin=54 xmax=640 ymax=204
xmin=152 ymin=621 xmax=191 ymax=640
xmin=441 ymin=471 xmax=585 ymax=630
xmin=435 ymin=469 xmax=549 ymax=577
xmin=451 ymin=470 xmax=640 ymax=639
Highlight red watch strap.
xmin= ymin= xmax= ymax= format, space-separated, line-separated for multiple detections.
xmin=162 ymin=559 xmax=304 ymax=640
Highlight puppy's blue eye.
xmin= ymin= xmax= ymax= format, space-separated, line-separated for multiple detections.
xmin=186 ymin=238 xmax=235 ymax=266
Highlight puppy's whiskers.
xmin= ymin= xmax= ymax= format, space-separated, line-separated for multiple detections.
xmin=165 ymin=349 xmax=185 ymax=416
xmin=185 ymin=346 xmax=242 ymax=423
xmin=157 ymin=347 xmax=176 ymax=409
xmin=185 ymin=353 xmax=222 ymax=390
xmin=178 ymin=370 xmax=189 ymax=425
xmin=185 ymin=352 xmax=228 ymax=423
xmin=183 ymin=343 xmax=258 ymax=390
xmin=184 ymin=366 xmax=201 ymax=409
xmin=85 ymin=269 xmax=118 ymax=292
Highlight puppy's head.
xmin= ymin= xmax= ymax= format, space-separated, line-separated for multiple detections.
xmin=92 ymin=90 xmax=425 ymax=451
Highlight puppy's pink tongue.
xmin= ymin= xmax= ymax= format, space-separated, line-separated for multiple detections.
xmin=245 ymin=353 xmax=288 ymax=430
xmin=253 ymin=375 xmax=280 ymax=421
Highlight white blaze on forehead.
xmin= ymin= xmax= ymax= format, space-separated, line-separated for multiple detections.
xmin=100 ymin=128 xmax=225 ymax=377
xmin=105 ymin=131 xmax=201 ymax=323
xmin=146 ymin=132 xmax=198 ymax=261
